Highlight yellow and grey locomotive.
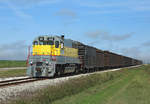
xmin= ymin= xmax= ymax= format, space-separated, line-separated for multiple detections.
xmin=27 ymin=35 xmax=81 ymax=77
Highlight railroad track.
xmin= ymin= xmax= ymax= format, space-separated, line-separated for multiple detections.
xmin=0 ymin=65 xmax=142 ymax=88
xmin=0 ymin=77 xmax=46 ymax=87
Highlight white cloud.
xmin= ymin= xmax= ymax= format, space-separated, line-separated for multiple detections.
xmin=55 ymin=9 xmax=77 ymax=18
xmin=0 ymin=41 xmax=28 ymax=60
xmin=133 ymin=6 xmax=150 ymax=11
xmin=0 ymin=0 xmax=63 ymax=19
xmin=7 ymin=2 xmax=32 ymax=19
xmin=0 ymin=0 xmax=63 ymax=7
xmin=120 ymin=47 xmax=150 ymax=64
xmin=0 ymin=0 xmax=32 ymax=19
xmin=79 ymin=1 xmax=125 ymax=8
xmin=55 ymin=8 xmax=79 ymax=26
xmin=78 ymin=0 xmax=150 ymax=14
xmin=142 ymin=41 xmax=150 ymax=47
xmin=86 ymin=30 xmax=133 ymax=41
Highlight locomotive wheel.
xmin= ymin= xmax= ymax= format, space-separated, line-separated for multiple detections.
xmin=55 ymin=65 xmax=61 ymax=77
xmin=57 ymin=71 xmax=61 ymax=76
xmin=83 ymin=68 xmax=86 ymax=73
xmin=73 ymin=66 xmax=78 ymax=74
xmin=73 ymin=68 xmax=79 ymax=74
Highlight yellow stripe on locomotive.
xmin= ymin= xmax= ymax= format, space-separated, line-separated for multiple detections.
xmin=32 ymin=45 xmax=78 ymax=58
xmin=33 ymin=45 xmax=61 ymax=56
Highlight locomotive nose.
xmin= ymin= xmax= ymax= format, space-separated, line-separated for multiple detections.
xmin=35 ymin=62 xmax=43 ymax=73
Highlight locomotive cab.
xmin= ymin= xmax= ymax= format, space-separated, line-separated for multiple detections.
xmin=27 ymin=36 xmax=63 ymax=77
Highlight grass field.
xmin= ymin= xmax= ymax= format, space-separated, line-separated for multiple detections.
xmin=0 ymin=69 xmax=26 ymax=78
xmin=53 ymin=65 xmax=150 ymax=104
xmin=12 ymin=65 xmax=150 ymax=104
xmin=0 ymin=60 xmax=26 ymax=68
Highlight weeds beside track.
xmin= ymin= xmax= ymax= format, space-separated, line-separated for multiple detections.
xmin=53 ymin=65 xmax=150 ymax=104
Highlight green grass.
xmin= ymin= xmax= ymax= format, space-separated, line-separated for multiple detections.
xmin=11 ymin=65 xmax=150 ymax=104
xmin=9 ymin=65 xmax=150 ymax=104
xmin=52 ymin=65 xmax=150 ymax=104
xmin=0 ymin=69 xmax=26 ymax=78
xmin=0 ymin=60 xmax=26 ymax=68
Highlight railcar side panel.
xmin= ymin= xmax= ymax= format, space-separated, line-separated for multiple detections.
xmin=96 ymin=49 xmax=104 ymax=68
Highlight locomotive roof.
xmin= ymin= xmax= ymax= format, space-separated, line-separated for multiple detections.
xmin=33 ymin=35 xmax=63 ymax=41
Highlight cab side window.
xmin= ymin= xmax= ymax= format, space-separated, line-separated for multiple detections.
xmin=39 ymin=41 xmax=47 ymax=45
xmin=55 ymin=41 xmax=59 ymax=48
xmin=39 ymin=41 xmax=44 ymax=45
xmin=43 ymin=41 xmax=47 ymax=45
xmin=33 ymin=41 xmax=38 ymax=45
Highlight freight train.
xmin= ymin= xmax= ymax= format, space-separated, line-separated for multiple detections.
xmin=27 ymin=35 xmax=142 ymax=77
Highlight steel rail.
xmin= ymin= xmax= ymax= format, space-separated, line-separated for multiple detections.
xmin=0 ymin=77 xmax=46 ymax=87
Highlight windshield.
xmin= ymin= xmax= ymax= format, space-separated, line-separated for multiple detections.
xmin=48 ymin=40 xmax=54 ymax=45
xmin=39 ymin=41 xmax=47 ymax=45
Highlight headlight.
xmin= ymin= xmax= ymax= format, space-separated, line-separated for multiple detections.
xmin=30 ymin=62 xmax=33 ymax=65
xmin=46 ymin=61 xmax=49 ymax=65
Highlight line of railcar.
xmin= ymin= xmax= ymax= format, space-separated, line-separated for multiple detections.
xmin=77 ymin=42 xmax=142 ymax=72
xmin=27 ymin=35 xmax=142 ymax=77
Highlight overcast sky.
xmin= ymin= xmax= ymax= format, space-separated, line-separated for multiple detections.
xmin=0 ymin=0 xmax=150 ymax=63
